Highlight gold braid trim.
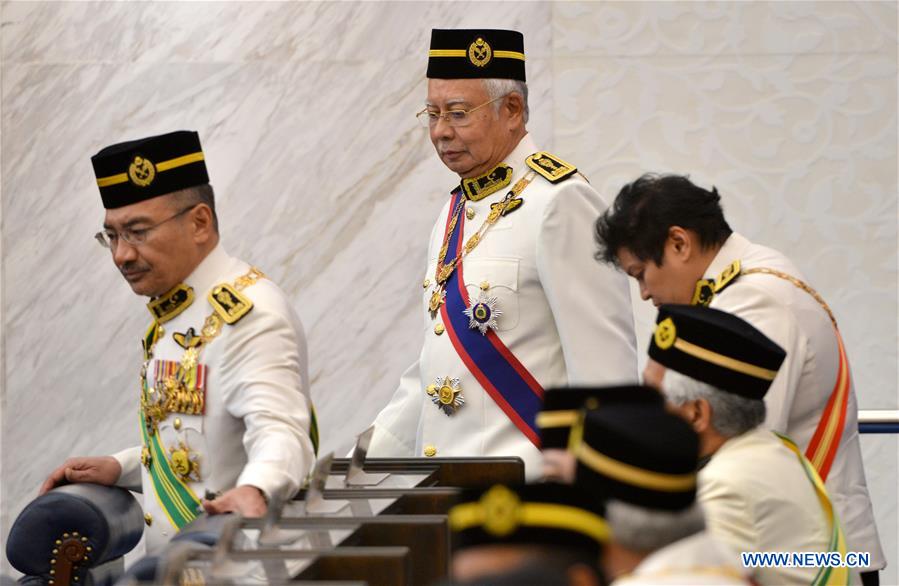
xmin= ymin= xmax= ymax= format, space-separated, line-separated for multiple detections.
xmin=742 ymin=268 xmax=837 ymax=328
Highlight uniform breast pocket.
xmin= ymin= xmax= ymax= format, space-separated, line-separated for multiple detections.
xmin=462 ymin=258 xmax=520 ymax=331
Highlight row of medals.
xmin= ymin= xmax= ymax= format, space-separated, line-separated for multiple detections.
xmin=422 ymin=188 xmax=521 ymax=418
xmin=140 ymin=325 xmax=209 ymax=484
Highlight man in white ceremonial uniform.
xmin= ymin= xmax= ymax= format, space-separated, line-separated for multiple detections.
xmin=567 ymin=390 xmax=751 ymax=586
xmin=595 ymin=174 xmax=884 ymax=582
xmin=647 ymin=304 xmax=852 ymax=586
xmin=367 ymin=28 xmax=637 ymax=479
xmin=41 ymin=131 xmax=316 ymax=553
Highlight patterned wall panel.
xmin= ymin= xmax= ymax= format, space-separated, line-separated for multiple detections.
xmin=552 ymin=2 xmax=897 ymax=580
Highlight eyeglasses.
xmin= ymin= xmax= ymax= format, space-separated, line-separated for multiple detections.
xmin=416 ymin=96 xmax=506 ymax=128
xmin=95 ymin=204 xmax=198 ymax=250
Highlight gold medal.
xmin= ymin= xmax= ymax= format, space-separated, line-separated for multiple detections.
xmin=140 ymin=446 xmax=152 ymax=470
xmin=180 ymin=347 xmax=199 ymax=370
xmin=429 ymin=288 xmax=446 ymax=316
xmin=168 ymin=441 xmax=201 ymax=482
xmin=429 ymin=376 xmax=465 ymax=416
xmin=437 ymin=264 xmax=454 ymax=284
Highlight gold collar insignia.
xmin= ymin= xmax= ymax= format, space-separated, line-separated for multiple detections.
xmin=147 ymin=284 xmax=195 ymax=324
xmin=691 ymin=260 xmax=743 ymax=307
xmin=461 ymin=164 xmax=513 ymax=201
xmin=690 ymin=279 xmax=715 ymax=307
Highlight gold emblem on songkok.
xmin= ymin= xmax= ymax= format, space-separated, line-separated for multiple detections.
xmin=128 ymin=155 xmax=156 ymax=187
xmin=654 ymin=317 xmax=677 ymax=350
xmin=481 ymin=485 xmax=521 ymax=537
xmin=468 ymin=37 xmax=492 ymax=67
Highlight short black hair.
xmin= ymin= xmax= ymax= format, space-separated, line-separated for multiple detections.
xmin=594 ymin=173 xmax=731 ymax=266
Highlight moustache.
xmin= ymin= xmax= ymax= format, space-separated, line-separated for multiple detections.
xmin=119 ymin=262 xmax=150 ymax=276
xmin=438 ymin=144 xmax=466 ymax=156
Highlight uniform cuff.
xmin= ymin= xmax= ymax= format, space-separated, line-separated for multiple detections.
xmin=110 ymin=446 xmax=143 ymax=492
xmin=237 ymin=462 xmax=300 ymax=502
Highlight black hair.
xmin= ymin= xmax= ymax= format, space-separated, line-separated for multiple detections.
xmin=594 ymin=173 xmax=731 ymax=266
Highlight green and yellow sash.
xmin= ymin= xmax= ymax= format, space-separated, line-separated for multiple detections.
xmin=777 ymin=433 xmax=849 ymax=586
xmin=140 ymin=376 xmax=201 ymax=530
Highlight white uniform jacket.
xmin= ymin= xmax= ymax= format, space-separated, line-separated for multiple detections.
xmin=611 ymin=530 xmax=751 ymax=586
xmin=112 ymin=244 xmax=315 ymax=553
xmin=706 ymin=233 xmax=883 ymax=569
xmin=368 ymin=134 xmax=638 ymax=478
xmin=700 ymin=428 xmax=839 ymax=585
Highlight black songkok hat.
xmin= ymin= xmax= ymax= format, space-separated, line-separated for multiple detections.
xmin=427 ymin=29 xmax=526 ymax=81
xmin=574 ymin=403 xmax=699 ymax=512
xmin=91 ymin=130 xmax=209 ymax=209
xmin=537 ymin=385 xmax=664 ymax=450
xmin=448 ymin=483 xmax=608 ymax=558
xmin=649 ymin=304 xmax=786 ymax=400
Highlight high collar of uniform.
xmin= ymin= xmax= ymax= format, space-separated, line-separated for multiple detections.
xmin=702 ymin=232 xmax=751 ymax=279
xmin=455 ymin=134 xmax=537 ymax=202
xmin=145 ymin=244 xmax=232 ymax=323
xmin=461 ymin=163 xmax=513 ymax=201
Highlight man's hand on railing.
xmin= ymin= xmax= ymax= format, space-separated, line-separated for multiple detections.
xmin=201 ymin=484 xmax=268 ymax=518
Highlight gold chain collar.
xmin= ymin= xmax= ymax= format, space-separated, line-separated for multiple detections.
xmin=428 ymin=172 xmax=535 ymax=315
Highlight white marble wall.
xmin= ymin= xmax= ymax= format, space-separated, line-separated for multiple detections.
xmin=1 ymin=1 xmax=895 ymax=580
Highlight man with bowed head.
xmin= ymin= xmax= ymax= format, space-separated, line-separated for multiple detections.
xmin=41 ymin=131 xmax=316 ymax=553
xmin=594 ymin=173 xmax=884 ymax=582
xmin=367 ymin=28 xmax=637 ymax=478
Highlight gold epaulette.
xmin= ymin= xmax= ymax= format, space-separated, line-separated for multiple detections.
xmin=206 ymin=267 xmax=266 ymax=326
xmin=713 ymin=260 xmax=742 ymax=294
xmin=526 ymin=151 xmax=577 ymax=184
xmin=208 ymin=282 xmax=254 ymax=325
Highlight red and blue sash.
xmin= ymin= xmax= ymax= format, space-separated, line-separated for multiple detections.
xmin=439 ymin=188 xmax=544 ymax=447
